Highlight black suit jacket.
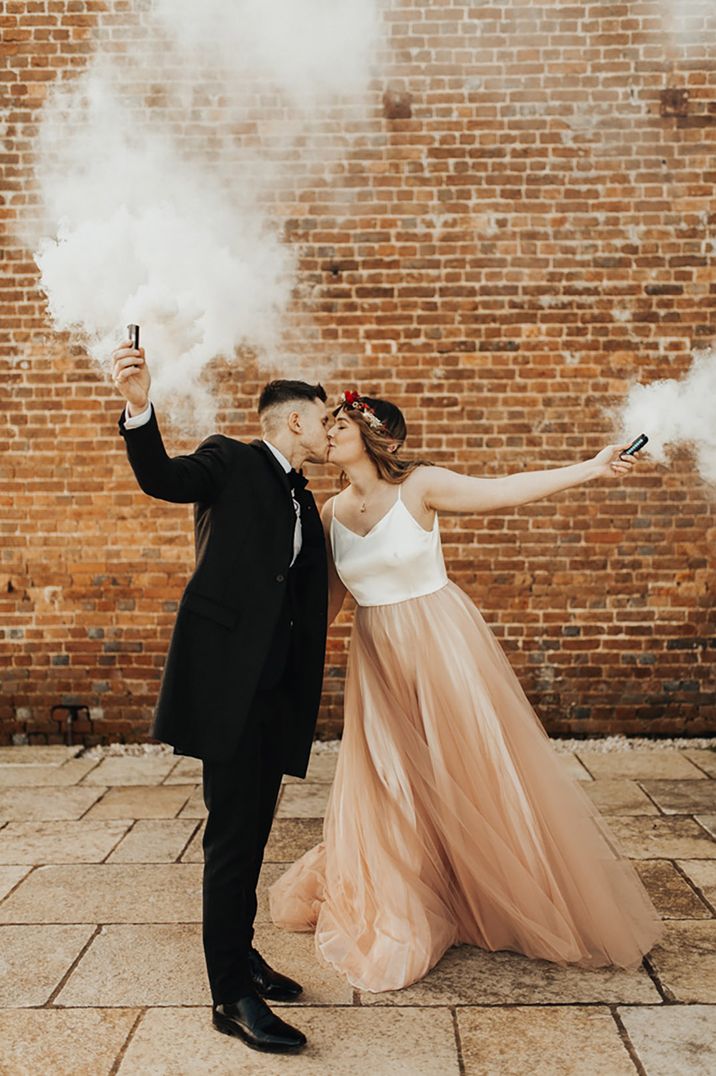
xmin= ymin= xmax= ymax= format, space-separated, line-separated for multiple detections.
xmin=118 ymin=405 xmax=328 ymax=778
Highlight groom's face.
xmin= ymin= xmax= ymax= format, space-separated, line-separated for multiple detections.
xmin=300 ymin=398 xmax=331 ymax=464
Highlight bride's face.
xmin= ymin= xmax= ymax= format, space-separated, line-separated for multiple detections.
xmin=326 ymin=413 xmax=365 ymax=468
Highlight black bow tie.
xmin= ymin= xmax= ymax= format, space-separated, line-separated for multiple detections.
xmin=288 ymin=468 xmax=308 ymax=491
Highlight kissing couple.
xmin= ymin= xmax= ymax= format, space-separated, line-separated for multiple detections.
xmin=112 ymin=339 xmax=663 ymax=1056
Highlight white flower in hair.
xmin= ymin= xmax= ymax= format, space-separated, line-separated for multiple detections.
xmin=340 ymin=390 xmax=387 ymax=432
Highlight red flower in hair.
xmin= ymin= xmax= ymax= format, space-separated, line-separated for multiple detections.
xmin=339 ymin=389 xmax=387 ymax=432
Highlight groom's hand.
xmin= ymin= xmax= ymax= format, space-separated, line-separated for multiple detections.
xmin=112 ymin=339 xmax=151 ymax=415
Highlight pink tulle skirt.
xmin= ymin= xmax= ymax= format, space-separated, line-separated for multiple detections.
xmin=268 ymin=581 xmax=664 ymax=992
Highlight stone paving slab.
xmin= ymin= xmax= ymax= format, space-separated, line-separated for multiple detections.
xmin=556 ymin=753 xmax=593 ymax=781
xmin=696 ymin=815 xmax=716 ymax=839
xmin=180 ymin=816 xmax=325 ymax=863
xmin=163 ymin=756 xmax=202 ymax=783
xmin=603 ymin=816 xmax=716 ymax=859
xmin=56 ymin=923 xmax=209 ymax=1007
xmin=264 ymin=817 xmax=324 ymax=862
xmin=81 ymin=756 xmax=178 ymax=786
xmin=56 ymin=923 xmax=354 ymax=1007
xmin=0 ymin=865 xmax=30 ymax=900
xmin=276 ymin=783 xmax=332 ymax=818
xmin=0 ymin=820 xmax=130 ymax=865
xmin=177 ymin=786 xmax=207 ymax=818
xmin=0 ymin=1008 xmax=139 ymax=1076
xmin=457 ymin=1005 xmax=636 ymax=1076
xmin=648 ymin=921 xmax=716 ymax=1003
xmin=582 ymin=779 xmax=659 ymax=815
xmin=179 ymin=821 xmax=205 ymax=862
xmin=635 ymin=860 xmax=713 ymax=919
xmin=106 ymin=819 xmax=199 ymax=863
xmin=0 ymin=759 xmax=99 ymax=787
xmin=676 ymin=860 xmax=716 ymax=909
xmin=0 ymin=786 xmax=105 ymax=821
xmin=575 ymin=750 xmax=707 ymax=781
xmin=618 ymin=1003 xmax=716 ymax=1076
xmin=683 ymin=749 xmax=716 ymax=778
xmin=0 ymin=746 xmax=83 ymax=765
xmin=0 ymin=740 xmax=712 ymax=1074
xmin=117 ymin=1006 xmax=460 ymax=1075
xmin=640 ymin=779 xmax=716 ymax=815
xmin=256 ymin=862 xmax=288 ymax=923
xmin=0 ymin=924 xmax=95 ymax=1005
xmin=0 ymin=863 xmax=203 ymax=923
xmin=357 ymin=943 xmax=660 ymax=1007
xmin=252 ymin=923 xmax=354 ymax=1006
xmin=56 ymin=862 xmax=281 ymax=930
xmin=283 ymin=750 xmax=340 ymax=785
xmin=84 ymin=784 xmax=194 ymax=819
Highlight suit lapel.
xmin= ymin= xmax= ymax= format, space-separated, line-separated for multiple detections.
xmin=250 ymin=440 xmax=296 ymax=557
xmin=251 ymin=439 xmax=292 ymax=492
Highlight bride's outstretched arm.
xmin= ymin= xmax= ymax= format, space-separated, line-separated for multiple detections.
xmin=417 ymin=444 xmax=642 ymax=515
xmin=321 ymin=498 xmax=347 ymax=623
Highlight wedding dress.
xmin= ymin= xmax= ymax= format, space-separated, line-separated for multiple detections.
xmin=268 ymin=484 xmax=664 ymax=992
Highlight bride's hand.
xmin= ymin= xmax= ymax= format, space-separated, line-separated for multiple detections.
xmin=590 ymin=443 xmax=642 ymax=480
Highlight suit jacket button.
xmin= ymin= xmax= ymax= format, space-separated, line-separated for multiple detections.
xmin=276 ymin=573 xmax=285 ymax=583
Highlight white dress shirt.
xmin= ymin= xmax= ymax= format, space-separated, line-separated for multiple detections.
xmin=262 ymin=439 xmax=303 ymax=567
xmin=123 ymin=402 xmax=302 ymax=565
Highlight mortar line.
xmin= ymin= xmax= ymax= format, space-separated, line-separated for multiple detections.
xmin=641 ymin=952 xmax=674 ymax=1004
xmin=693 ymin=815 xmax=716 ymax=841
xmin=74 ymin=757 xmax=103 ymax=783
xmin=670 ymin=859 xmax=716 ymax=917
xmin=108 ymin=1008 xmax=146 ymax=1076
xmin=75 ymin=787 xmax=110 ymax=819
xmin=675 ymin=755 xmax=714 ymax=779
xmin=0 ymin=863 xmax=41 ymax=904
xmin=174 ymin=818 xmax=203 ymax=863
xmin=450 ymin=1007 xmax=466 ymax=1076
xmin=45 ymin=923 xmax=102 ymax=1006
xmin=97 ymin=819 xmax=137 ymax=863
xmin=610 ymin=1005 xmax=648 ymax=1076
xmin=634 ymin=780 xmax=667 ymax=815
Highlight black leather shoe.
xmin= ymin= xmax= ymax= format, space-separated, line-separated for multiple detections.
xmin=212 ymin=993 xmax=307 ymax=1053
xmin=248 ymin=946 xmax=303 ymax=1001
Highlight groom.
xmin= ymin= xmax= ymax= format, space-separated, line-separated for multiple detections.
xmin=112 ymin=338 xmax=329 ymax=1054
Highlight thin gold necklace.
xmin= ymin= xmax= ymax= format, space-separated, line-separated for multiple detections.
xmin=357 ymin=483 xmax=380 ymax=513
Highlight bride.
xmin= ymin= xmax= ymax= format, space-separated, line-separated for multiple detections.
xmin=268 ymin=390 xmax=664 ymax=993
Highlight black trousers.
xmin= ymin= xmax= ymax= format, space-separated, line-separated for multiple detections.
xmin=201 ymin=681 xmax=288 ymax=1003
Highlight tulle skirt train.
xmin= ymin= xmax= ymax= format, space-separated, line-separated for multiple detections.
xmin=269 ymin=581 xmax=664 ymax=992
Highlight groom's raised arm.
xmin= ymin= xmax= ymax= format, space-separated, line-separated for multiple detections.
xmin=113 ymin=340 xmax=230 ymax=504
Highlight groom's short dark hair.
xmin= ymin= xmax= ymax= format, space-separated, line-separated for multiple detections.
xmin=258 ymin=380 xmax=327 ymax=413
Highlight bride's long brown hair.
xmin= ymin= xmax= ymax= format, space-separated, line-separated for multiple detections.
xmin=333 ymin=395 xmax=434 ymax=486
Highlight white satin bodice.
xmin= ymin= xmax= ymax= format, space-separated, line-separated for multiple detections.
xmin=330 ymin=484 xmax=449 ymax=607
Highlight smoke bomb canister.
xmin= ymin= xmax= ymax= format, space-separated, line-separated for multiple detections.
xmin=127 ymin=324 xmax=140 ymax=350
xmin=621 ymin=433 xmax=648 ymax=457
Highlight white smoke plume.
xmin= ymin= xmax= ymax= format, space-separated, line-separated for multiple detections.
xmin=152 ymin=0 xmax=379 ymax=103
xmin=28 ymin=0 xmax=381 ymax=430
xmin=617 ymin=348 xmax=716 ymax=487
xmin=657 ymin=0 xmax=716 ymax=46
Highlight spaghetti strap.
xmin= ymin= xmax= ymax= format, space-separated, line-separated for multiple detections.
xmin=396 ymin=483 xmax=403 ymax=502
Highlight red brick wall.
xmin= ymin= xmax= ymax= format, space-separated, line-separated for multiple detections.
xmin=1 ymin=1 xmax=714 ymax=746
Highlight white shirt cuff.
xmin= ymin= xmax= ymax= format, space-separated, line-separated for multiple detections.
xmin=124 ymin=401 xmax=153 ymax=429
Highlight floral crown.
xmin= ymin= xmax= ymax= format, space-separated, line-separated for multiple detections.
xmin=338 ymin=390 xmax=388 ymax=433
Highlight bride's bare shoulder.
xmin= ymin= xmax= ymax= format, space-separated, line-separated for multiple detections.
xmin=401 ymin=465 xmax=444 ymax=495
xmin=320 ymin=494 xmax=339 ymax=528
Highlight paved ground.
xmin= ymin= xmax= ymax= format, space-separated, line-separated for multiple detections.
xmin=0 ymin=741 xmax=714 ymax=1075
